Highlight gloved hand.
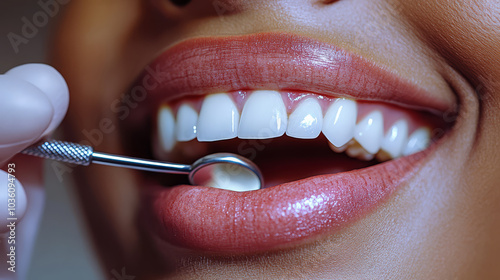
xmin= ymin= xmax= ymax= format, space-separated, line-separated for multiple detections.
xmin=0 ymin=64 xmax=69 ymax=279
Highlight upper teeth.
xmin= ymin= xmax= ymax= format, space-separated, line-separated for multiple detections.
xmin=157 ymin=90 xmax=432 ymax=161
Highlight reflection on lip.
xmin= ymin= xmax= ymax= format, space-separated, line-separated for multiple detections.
xmin=135 ymin=32 xmax=451 ymax=254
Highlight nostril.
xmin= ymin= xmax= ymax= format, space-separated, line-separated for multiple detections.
xmin=170 ymin=0 xmax=191 ymax=7
xmin=320 ymin=0 xmax=340 ymax=4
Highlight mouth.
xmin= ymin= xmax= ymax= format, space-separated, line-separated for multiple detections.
xmin=125 ymin=33 xmax=455 ymax=254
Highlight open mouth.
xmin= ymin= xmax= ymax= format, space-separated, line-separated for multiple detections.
xmin=153 ymin=91 xmax=439 ymax=189
xmin=125 ymin=33 xmax=455 ymax=254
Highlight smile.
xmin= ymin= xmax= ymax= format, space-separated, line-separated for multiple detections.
xmin=128 ymin=32 xmax=455 ymax=254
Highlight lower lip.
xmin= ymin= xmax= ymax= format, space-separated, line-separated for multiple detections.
xmin=142 ymin=150 xmax=429 ymax=254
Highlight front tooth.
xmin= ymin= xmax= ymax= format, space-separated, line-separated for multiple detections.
xmin=286 ymin=98 xmax=323 ymax=139
xmin=354 ymin=110 xmax=384 ymax=154
xmin=322 ymin=98 xmax=358 ymax=148
xmin=238 ymin=90 xmax=288 ymax=139
xmin=197 ymin=93 xmax=239 ymax=142
xmin=403 ymin=127 xmax=431 ymax=156
xmin=176 ymin=104 xmax=198 ymax=142
xmin=158 ymin=106 xmax=176 ymax=152
xmin=379 ymin=119 xmax=408 ymax=160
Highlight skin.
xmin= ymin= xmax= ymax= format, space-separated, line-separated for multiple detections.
xmin=49 ymin=0 xmax=500 ymax=279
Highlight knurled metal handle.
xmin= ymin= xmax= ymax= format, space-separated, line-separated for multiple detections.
xmin=21 ymin=140 xmax=94 ymax=166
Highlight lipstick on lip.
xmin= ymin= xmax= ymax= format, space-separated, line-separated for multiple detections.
xmin=137 ymin=32 xmax=451 ymax=254
xmin=145 ymin=151 xmax=428 ymax=253
xmin=143 ymin=32 xmax=453 ymax=113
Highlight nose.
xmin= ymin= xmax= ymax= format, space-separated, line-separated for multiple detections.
xmin=150 ymin=0 xmax=334 ymax=21
xmin=150 ymin=0 xmax=253 ymax=19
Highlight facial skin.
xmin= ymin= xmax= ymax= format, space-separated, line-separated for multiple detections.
xmin=50 ymin=0 xmax=500 ymax=279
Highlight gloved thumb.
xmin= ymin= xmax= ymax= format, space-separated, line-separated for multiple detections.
xmin=0 ymin=64 xmax=69 ymax=162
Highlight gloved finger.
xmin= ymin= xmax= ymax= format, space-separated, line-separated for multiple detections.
xmin=0 ymin=64 xmax=70 ymax=164
xmin=0 ymin=76 xmax=53 ymax=164
xmin=6 ymin=64 xmax=69 ymax=137
xmin=0 ymin=169 xmax=27 ymax=233
xmin=0 ymin=157 xmax=44 ymax=279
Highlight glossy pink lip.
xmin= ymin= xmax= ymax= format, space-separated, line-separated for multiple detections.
xmin=138 ymin=32 xmax=450 ymax=254
xmin=144 ymin=152 xmax=429 ymax=253
xmin=144 ymin=32 xmax=452 ymax=113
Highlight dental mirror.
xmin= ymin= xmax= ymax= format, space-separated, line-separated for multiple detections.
xmin=22 ymin=140 xmax=263 ymax=192
xmin=189 ymin=153 xmax=262 ymax=192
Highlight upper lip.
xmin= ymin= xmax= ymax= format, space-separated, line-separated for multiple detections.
xmin=141 ymin=32 xmax=453 ymax=113
xmin=136 ymin=32 xmax=452 ymax=254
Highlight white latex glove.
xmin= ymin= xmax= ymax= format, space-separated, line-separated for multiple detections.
xmin=0 ymin=64 xmax=69 ymax=279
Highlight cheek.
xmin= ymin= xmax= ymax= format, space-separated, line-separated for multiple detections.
xmin=52 ymin=1 xmax=145 ymax=128
xmin=396 ymin=0 xmax=500 ymax=150
xmin=396 ymin=0 xmax=500 ymax=85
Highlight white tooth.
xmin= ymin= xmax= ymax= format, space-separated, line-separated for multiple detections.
xmin=354 ymin=110 xmax=384 ymax=154
xmin=175 ymin=104 xmax=198 ymax=142
xmin=346 ymin=143 xmax=375 ymax=161
xmin=322 ymin=98 xmax=358 ymax=148
xmin=197 ymin=93 xmax=239 ymax=142
xmin=238 ymin=90 xmax=287 ymax=139
xmin=403 ymin=127 xmax=431 ymax=156
xmin=286 ymin=98 xmax=323 ymax=139
xmin=157 ymin=106 xmax=176 ymax=152
xmin=379 ymin=119 xmax=408 ymax=159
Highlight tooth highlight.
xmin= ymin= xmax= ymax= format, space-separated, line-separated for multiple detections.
xmin=379 ymin=119 xmax=408 ymax=160
xmin=238 ymin=90 xmax=288 ymax=139
xmin=403 ymin=127 xmax=431 ymax=156
xmin=197 ymin=93 xmax=239 ymax=142
xmin=286 ymin=98 xmax=323 ymax=139
xmin=354 ymin=110 xmax=384 ymax=154
xmin=158 ymin=106 xmax=176 ymax=152
xmin=322 ymin=98 xmax=358 ymax=148
xmin=176 ymin=104 xmax=198 ymax=142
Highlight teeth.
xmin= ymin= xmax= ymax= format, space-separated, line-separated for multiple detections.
xmin=346 ymin=142 xmax=375 ymax=161
xmin=238 ymin=90 xmax=288 ymax=139
xmin=176 ymin=104 xmax=198 ymax=142
xmin=322 ymin=98 xmax=358 ymax=148
xmin=403 ymin=127 xmax=431 ymax=156
xmin=197 ymin=93 xmax=239 ymax=142
xmin=378 ymin=119 xmax=408 ymax=160
xmin=158 ymin=106 xmax=176 ymax=152
xmin=354 ymin=110 xmax=384 ymax=154
xmin=286 ymin=98 xmax=323 ymax=139
xmin=157 ymin=91 xmax=435 ymax=162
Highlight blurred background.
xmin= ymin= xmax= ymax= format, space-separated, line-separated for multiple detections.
xmin=0 ymin=1 xmax=101 ymax=279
